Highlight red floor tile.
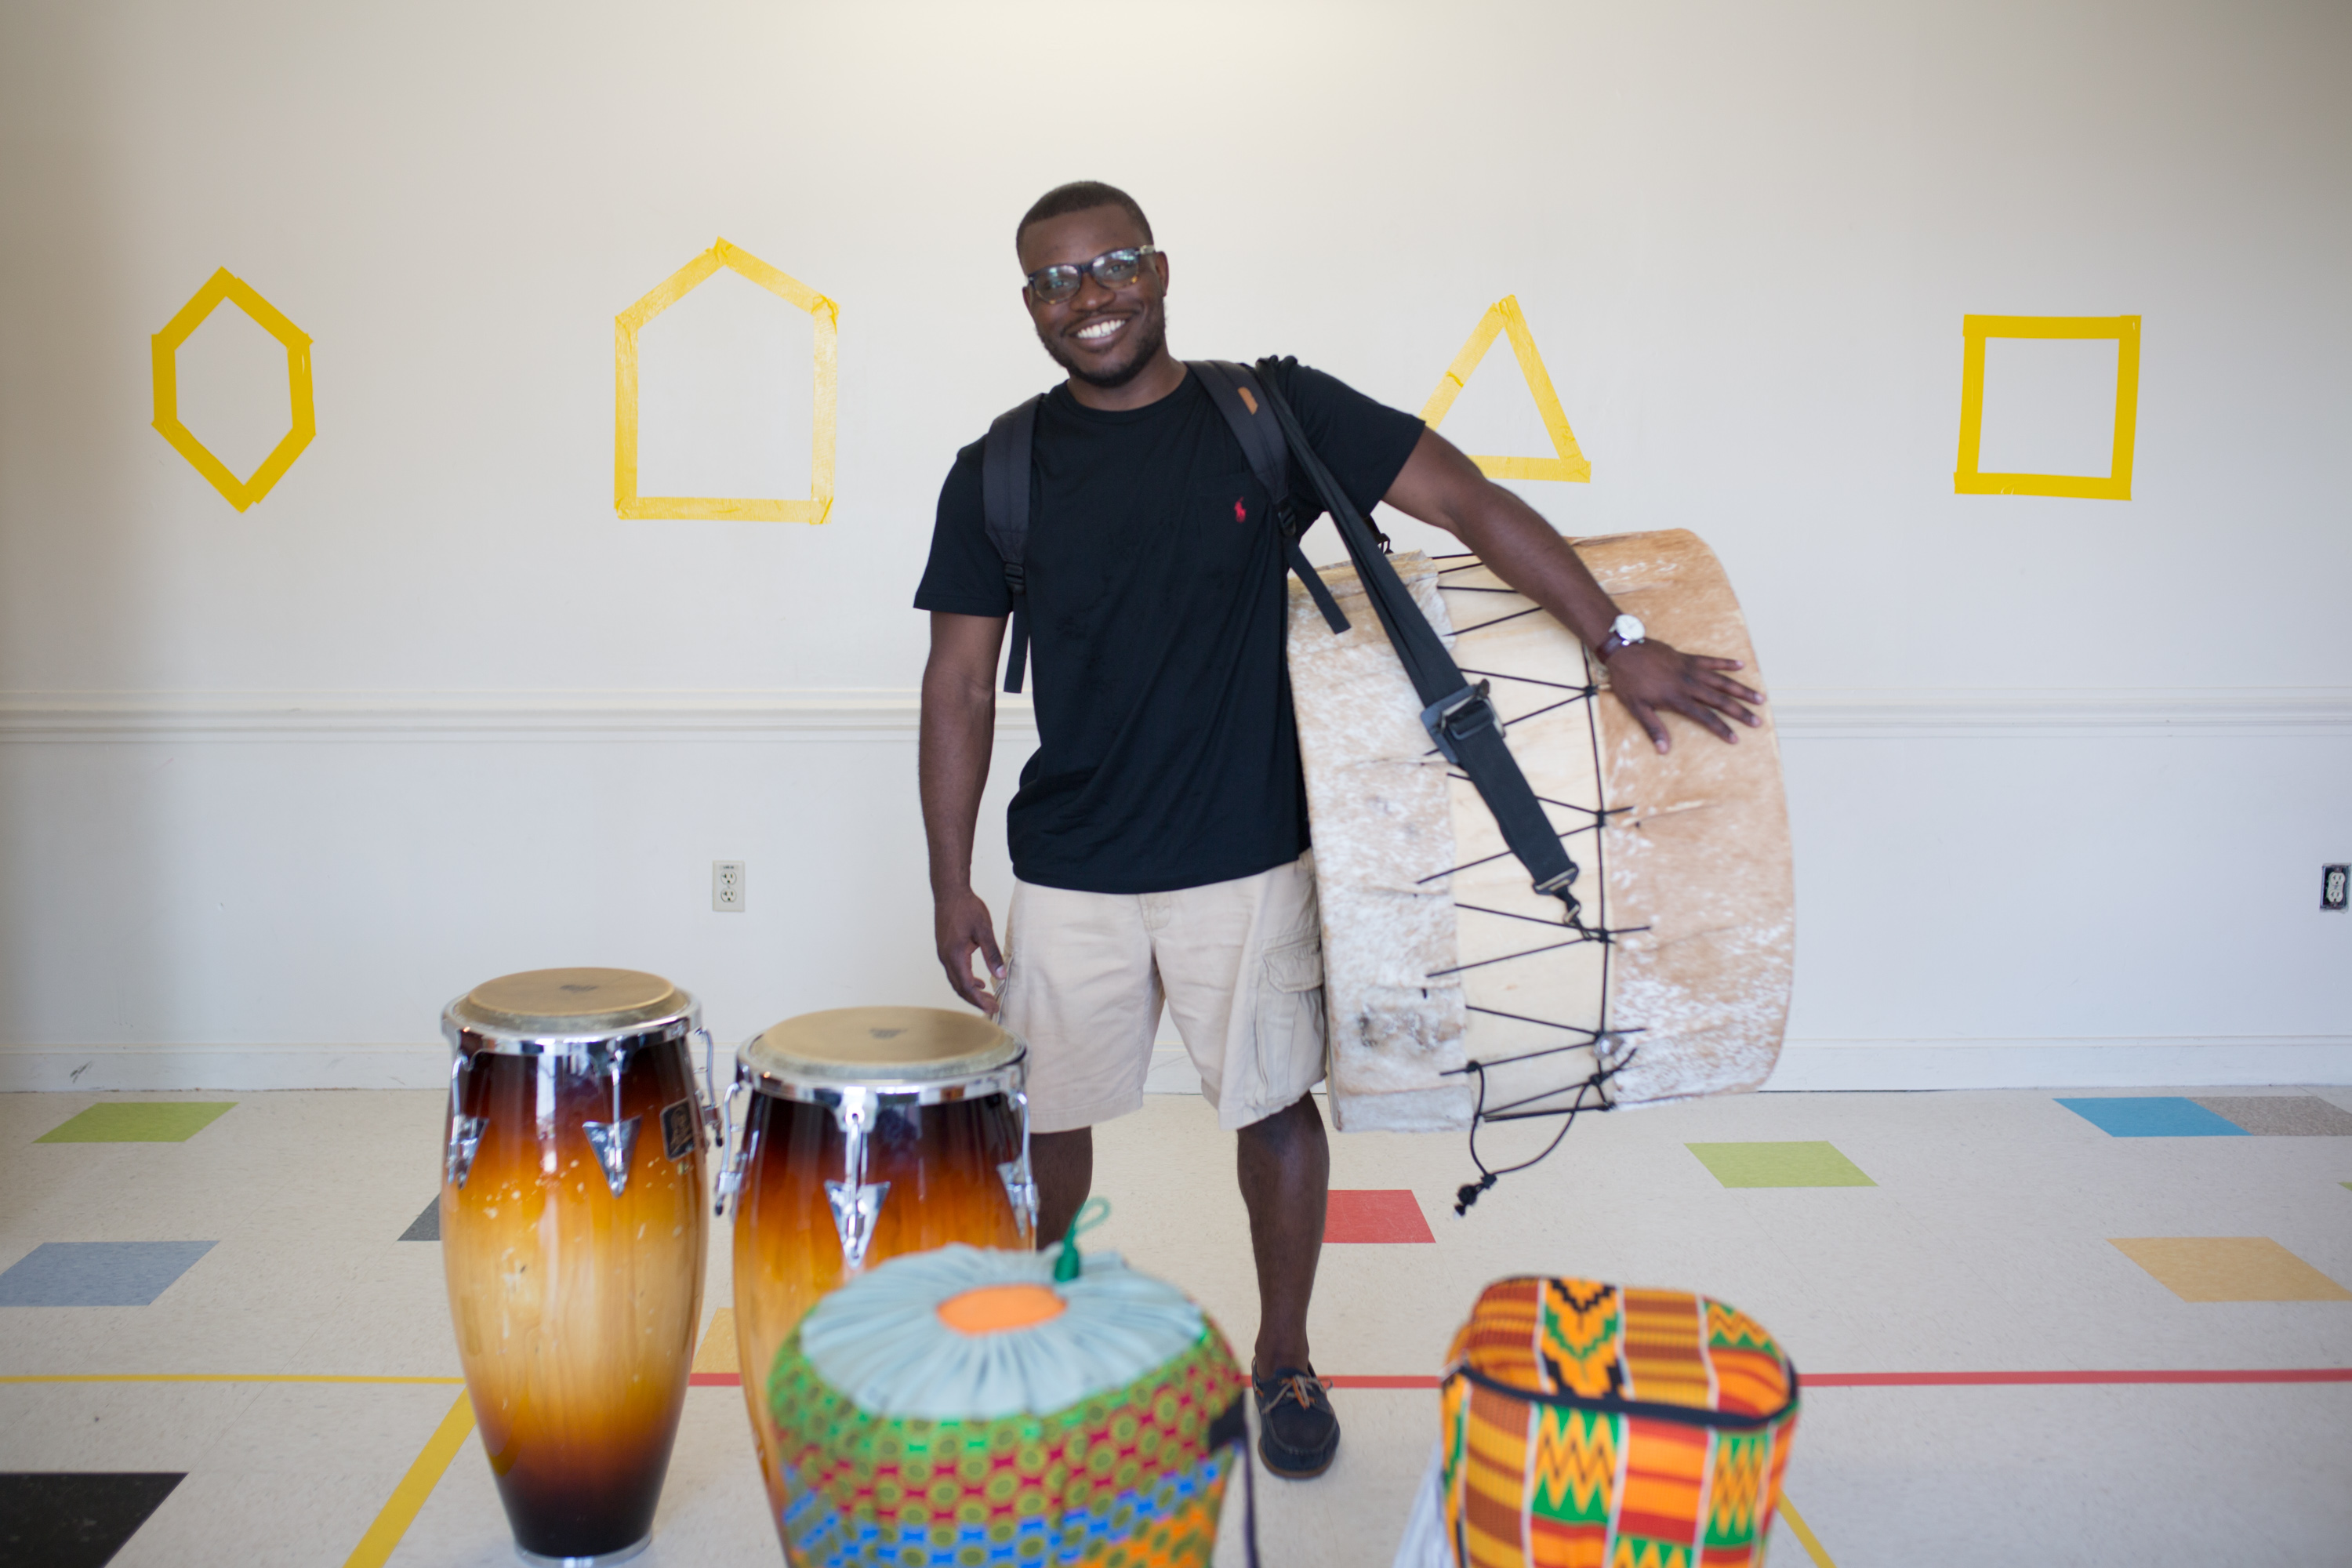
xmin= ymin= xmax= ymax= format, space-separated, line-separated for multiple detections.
xmin=1324 ymin=1189 xmax=1435 ymax=1243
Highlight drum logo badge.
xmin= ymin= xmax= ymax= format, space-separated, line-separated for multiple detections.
xmin=662 ymin=1098 xmax=698 ymax=1160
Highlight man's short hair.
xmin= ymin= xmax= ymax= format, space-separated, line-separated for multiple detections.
xmin=1016 ymin=181 xmax=1153 ymax=250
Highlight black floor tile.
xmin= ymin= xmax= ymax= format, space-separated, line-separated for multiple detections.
xmin=0 ymin=1473 xmax=183 ymax=1568
xmin=398 ymin=1196 xmax=440 ymax=1241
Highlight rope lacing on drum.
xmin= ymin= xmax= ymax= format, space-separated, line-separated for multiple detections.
xmin=1425 ymin=554 xmax=1642 ymax=1211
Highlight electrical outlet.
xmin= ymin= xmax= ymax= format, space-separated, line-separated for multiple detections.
xmin=713 ymin=860 xmax=746 ymax=912
xmin=2325 ymin=864 xmax=2347 ymax=913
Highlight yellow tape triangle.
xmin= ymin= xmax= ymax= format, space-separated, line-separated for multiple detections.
xmin=1417 ymin=296 xmax=1590 ymax=482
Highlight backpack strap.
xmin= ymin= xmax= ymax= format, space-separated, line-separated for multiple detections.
xmin=1247 ymin=359 xmax=1587 ymax=917
xmin=1189 ymin=360 xmax=1350 ymax=635
xmin=980 ymin=394 xmax=1044 ymax=693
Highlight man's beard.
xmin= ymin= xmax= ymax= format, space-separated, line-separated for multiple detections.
xmin=1037 ymin=306 xmax=1169 ymax=389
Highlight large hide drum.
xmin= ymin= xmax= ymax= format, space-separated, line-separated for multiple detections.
xmin=1287 ymin=530 xmax=1793 ymax=1131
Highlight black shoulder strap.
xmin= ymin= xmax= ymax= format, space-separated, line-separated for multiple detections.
xmin=1247 ymin=358 xmax=1586 ymax=916
xmin=1189 ymin=361 xmax=1349 ymax=634
xmin=980 ymin=395 xmax=1043 ymax=693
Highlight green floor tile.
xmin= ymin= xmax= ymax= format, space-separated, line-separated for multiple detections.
xmin=34 ymin=1102 xmax=236 ymax=1143
xmin=1686 ymin=1140 xmax=1875 ymax=1188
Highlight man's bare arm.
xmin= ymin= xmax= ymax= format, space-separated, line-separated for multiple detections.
xmin=1380 ymin=426 xmax=1762 ymax=752
xmin=920 ymin=612 xmax=1010 ymax=1012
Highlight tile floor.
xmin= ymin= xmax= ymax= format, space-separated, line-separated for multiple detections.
xmin=2 ymin=1084 xmax=2348 ymax=1566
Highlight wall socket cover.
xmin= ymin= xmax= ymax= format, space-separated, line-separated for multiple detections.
xmin=713 ymin=860 xmax=746 ymax=912
xmin=2325 ymin=864 xmax=2348 ymax=913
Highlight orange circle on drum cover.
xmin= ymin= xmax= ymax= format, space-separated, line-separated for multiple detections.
xmin=936 ymin=1283 xmax=1066 ymax=1334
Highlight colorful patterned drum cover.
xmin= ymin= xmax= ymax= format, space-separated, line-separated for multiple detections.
xmin=766 ymin=1244 xmax=1247 ymax=1568
xmin=1439 ymin=1277 xmax=1798 ymax=1568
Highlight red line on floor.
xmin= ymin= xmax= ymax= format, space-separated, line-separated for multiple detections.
xmin=685 ymin=1368 xmax=2350 ymax=1392
xmin=1802 ymin=1368 xmax=2352 ymax=1388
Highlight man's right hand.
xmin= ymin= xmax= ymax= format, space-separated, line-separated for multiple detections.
xmin=935 ymin=888 xmax=1006 ymax=1014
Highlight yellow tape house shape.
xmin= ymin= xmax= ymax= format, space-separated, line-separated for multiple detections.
xmin=151 ymin=269 xmax=316 ymax=512
xmin=1418 ymin=295 xmax=1590 ymax=482
xmin=615 ymin=238 xmax=839 ymax=524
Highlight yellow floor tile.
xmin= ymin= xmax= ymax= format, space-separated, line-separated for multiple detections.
xmin=692 ymin=1308 xmax=738 ymax=1374
xmin=2108 ymin=1237 xmax=2352 ymax=1302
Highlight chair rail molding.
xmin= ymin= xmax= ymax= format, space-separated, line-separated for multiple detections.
xmin=2 ymin=687 xmax=2345 ymax=742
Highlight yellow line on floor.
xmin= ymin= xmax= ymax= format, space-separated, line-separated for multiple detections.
xmin=1780 ymin=1496 xmax=1838 ymax=1567
xmin=343 ymin=1388 xmax=476 ymax=1568
xmin=0 ymin=1374 xmax=464 ymax=1385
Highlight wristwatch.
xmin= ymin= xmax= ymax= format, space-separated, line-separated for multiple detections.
xmin=1595 ymin=613 xmax=1646 ymax=664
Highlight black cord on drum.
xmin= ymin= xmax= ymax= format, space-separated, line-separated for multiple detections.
xmin=1450 ymin=1050 xmax=1631 ymax=1215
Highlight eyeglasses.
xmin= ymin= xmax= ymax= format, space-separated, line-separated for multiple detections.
xmin=1023 ymin=245 xmax=1161 ymax=305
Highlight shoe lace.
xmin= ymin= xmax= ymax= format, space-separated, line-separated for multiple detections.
xmin=1261 ymin=1370 xmax=1327 ymax=1413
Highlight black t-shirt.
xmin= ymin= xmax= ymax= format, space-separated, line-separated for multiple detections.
xmin=916 ymin=360 xmax=1424 ymax=894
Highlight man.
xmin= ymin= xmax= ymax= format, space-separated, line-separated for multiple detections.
xmin=916 ymin=181 xmax=1760 ymax=1479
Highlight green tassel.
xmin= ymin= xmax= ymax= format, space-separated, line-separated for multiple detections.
xmin=1051 ymin=1195 xmax=1110 ymax=1283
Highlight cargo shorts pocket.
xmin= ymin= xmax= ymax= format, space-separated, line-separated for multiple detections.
xmin=1250 ymin=932 xmax=1328 ymax=1107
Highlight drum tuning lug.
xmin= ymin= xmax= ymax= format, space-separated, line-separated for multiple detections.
xmin=582 ymin=1116 xmax=641 ymax=1198
xmin=445 ymin=1114 xmax=488 ymax=1189
xmin=825 ymin=1178 xmax=891 ymax=1271
xmin=997 ymin=1158 xmax=1039 ymax=1239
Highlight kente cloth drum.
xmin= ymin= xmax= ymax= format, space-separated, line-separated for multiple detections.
xmin=439 ymin=967 xmax=712 ymax=1566
xmin=720 ymin=1007 xmax=1036 ymax=1555
xmin=1286 ymin=530 xmax=1795 ymax=1132
xmin=1429 ymin=1277 xmax=1799 ymax=1568
xmin=764 ymin=1243 xmax=1248 ymax=1567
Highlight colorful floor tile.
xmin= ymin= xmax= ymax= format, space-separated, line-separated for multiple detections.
xmin=1684 ymin=1141 xmax=1875 ymax=1188
xmin=0 ymin=1472 xmax=183 ymax=1568
xmin=2189 ymin=1096 xmax=2352 ymax=1136
xmin=2056 ymin=1098 xmax=2248 ymax=1138
xmin=397 ymin=1197 xmax=439 ymax=1242
xmin=33 ymin=1103 xmax=235 ymax=1144
xmin=0 ymin=1242 xmax=217 ymax=1307
xmin=695 ymin=1308 xmax=740 ymax=1374
xmin=2108 ymin=1237 xmax=2352 ymax=1302
xmin=1323 ymin=1189 xmax=1435 ymax=1243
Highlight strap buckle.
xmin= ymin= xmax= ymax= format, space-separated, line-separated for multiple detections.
xmin=1420 ymin=681 xmax=1497 ymax=764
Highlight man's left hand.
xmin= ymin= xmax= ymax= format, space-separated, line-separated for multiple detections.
xmin=1602 ymin=641 xmax=1763 ymax=753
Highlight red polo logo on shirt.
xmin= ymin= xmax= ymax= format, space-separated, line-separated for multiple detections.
xmin=1235 ymin=499 xmax=1247 ymax=523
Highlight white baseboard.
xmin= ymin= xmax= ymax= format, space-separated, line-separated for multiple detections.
xmin=5 ymin=1036 xmax=2345 ymax=1096
xmin=1762 ymin=1036 xmax=2352 ymax=1091
xmin=0 ymin=1043 xmax=448 ymax=1093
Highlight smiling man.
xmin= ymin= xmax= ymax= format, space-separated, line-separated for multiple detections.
xmin=915 ymin=181 xmax=1760 ymax=1479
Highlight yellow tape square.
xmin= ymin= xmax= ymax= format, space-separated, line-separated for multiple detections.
xmin=1954 ymin=314 xmax=2140 ymax=500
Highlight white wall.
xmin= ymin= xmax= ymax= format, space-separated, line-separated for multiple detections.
xmin=1 ymin=0 xmax=2344 ymax=1090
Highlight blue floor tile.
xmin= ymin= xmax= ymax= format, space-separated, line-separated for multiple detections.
xmin=0 ymin=1242 xmax=216 ymax=1306
xmin=2056 ymin=1097 xmax=2250 ymax=1138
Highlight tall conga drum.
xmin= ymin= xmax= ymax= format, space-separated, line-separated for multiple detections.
xmin=440 ymin=967 xmax=711 ymax=1566
xmin=717 ymin=1007 xmax=1035 ymax=1555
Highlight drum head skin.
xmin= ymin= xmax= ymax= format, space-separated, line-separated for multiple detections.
xmin=448 ymin=967 xmax=688 ymax=1037
xmin=743 ymin=1007 xmax=1022 ymax=1087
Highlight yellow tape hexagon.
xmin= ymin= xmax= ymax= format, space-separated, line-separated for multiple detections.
xmin=1418 ymin=295 xmax=1590 ymax=482
xmin=1954 ymin=314 xmax=2140 ymax=500
xmin=151 ymin=268 xmax=315 ymax=513
xmin=615 ymin=238 xmax=838 ymax=524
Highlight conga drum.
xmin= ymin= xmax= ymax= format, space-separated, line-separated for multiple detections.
xmin=717 ymin=1007 xmax=1036 ymax=1554
xmin=1287 ymin=531 xmax=1795 ymax=1138
xmin=764 ymin=1243 xmax=1248 ymax=1567
xmin=440 ymin=967 xmax=711 ymax=1565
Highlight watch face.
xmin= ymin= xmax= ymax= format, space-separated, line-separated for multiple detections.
xmin=1614 ymin=614 xmax=1646 ymax=644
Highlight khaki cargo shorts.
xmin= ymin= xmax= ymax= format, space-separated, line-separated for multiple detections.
xmin=999 ymin=851 xmax=1327 ymax=1134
